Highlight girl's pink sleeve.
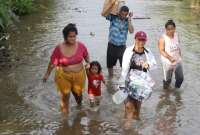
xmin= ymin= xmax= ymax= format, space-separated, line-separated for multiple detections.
xmin=50 ymin=46 xmax=60 ymax=66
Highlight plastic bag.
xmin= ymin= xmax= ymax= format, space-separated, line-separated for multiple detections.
xmin=145 ymin=48 xmax=157 ymax=71
xmin=129 ymin=70 xmax=155 ymax=87
xmin=126 ymin=70 xmax=155 ymax=101
xmin=112 ymin=87 xmax=128 ymax=104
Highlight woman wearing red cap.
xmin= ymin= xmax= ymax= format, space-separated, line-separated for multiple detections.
xmin=120 ymin=31 xmax=157 ymax=120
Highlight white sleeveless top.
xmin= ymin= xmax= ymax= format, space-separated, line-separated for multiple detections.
xmin=161 ymin=33 xmax=182 ymax=65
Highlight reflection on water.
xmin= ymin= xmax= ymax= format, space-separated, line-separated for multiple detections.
xmin=55 ymin=108 xmax=142 ymax=135
xmin=0 ymin=0 xmax=200 ymax=134
xmin=153 ymin=88 xmax=182 ymax=135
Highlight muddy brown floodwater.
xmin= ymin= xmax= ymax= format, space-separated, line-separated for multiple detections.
xmin=0 ymin=0 xmax=200 ymax=135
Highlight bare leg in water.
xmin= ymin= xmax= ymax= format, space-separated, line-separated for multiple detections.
xmin=72 ymin=91 xmax=82 ymax=106
xmin=125 ymin=98 xmax=141 ymax=120
xmin=135 ymin=100 xmax=142 ymax=120
xmin=59 ymin=92 xmax=70 ymax=115
xmin=59 ymin=91 xmax=83 ymax=116
xmin=108 ymin=68 xmax=114 ymax=79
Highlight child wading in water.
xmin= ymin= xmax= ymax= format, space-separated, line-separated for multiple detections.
xmin=86 ymin=61 xmax=106 ymax=107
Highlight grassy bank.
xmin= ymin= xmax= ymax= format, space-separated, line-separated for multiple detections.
xmin=0 ymin=0 xmax=34 ymax=33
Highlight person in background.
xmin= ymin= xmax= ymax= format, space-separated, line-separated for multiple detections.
xmin=102 ymin=5 xmax=134 ymax=79
xmin=158 ymin=20 xmax=184 ymax=89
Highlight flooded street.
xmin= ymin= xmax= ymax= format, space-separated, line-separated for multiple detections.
xmin=0 ymin=0 xmax=200 ymax=134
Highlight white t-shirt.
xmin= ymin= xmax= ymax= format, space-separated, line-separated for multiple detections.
xmin=120 ymin=44 xmax=157 ymax=81
xmin=161 ymin=33 xmax=182 ymax=65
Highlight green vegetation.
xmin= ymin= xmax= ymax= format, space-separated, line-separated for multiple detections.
xmin=11 ymin=0 xmax=34 ymax=15
xmin=0 ymin=1 xmax=13 ymax=31
xmin=0 ymin=0 xmax=34 ymax=32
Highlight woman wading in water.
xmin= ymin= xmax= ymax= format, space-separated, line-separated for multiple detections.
xmin=43 ymin=24 xmax=90 ymax=115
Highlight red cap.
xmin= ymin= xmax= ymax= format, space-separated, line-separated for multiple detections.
xmin=135 ymin=31 xmax=147 ymax=41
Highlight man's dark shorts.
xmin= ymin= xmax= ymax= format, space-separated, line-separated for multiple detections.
xmin=107 ymin=42 xmax=126 ymax=68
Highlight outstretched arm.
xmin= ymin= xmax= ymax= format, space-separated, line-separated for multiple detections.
xmin=128 ymin=12 xmax=134 ymax=33
xmin=43 ymin=62 xmax=55 ymax=82
xmin=84 ymin=54 xmax=90 ymax=76
xmin=84 ymin=53 xmax=90 ymax=64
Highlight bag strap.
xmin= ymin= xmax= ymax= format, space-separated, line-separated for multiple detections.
xmin=128 ymin=47 xmax=148 ymax=73
xmin=144 ymin=47 xmax=149 ymax=53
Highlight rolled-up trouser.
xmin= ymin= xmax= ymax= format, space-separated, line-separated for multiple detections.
xmin=162 ymin=62 xmax=184 ymax=88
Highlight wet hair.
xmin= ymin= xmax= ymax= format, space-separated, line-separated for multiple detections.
xmin=165 ymin=20 xmax=176 ymax=29
xmin=62 ymin=23 xmax=78 ymax=40
xmin=89 ymin=61 xmax=102 ymax=74
xmin=120 ymin=6 xmax=129 ymax=13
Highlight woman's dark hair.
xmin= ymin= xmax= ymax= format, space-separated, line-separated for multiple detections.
xmin=120 ymin=6 xmax=129 ymax=13
xmin=89 ymin=61 xmax=102 ymax=74
xmin=165 ymin=20 xmax=176 ymax=29
xmin=62 ymin=23 xmax=78 ymax=40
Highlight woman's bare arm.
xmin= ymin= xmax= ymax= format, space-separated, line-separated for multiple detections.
xmin=128 ymin=12 xmax=134 ymax=33
xmin=43 ymin=62 xmax=55 ymax=82
xmin=84 ymin=54 xmax=90 ymax=75
xmin=158 ymin=37 xmax=175 ymax=63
